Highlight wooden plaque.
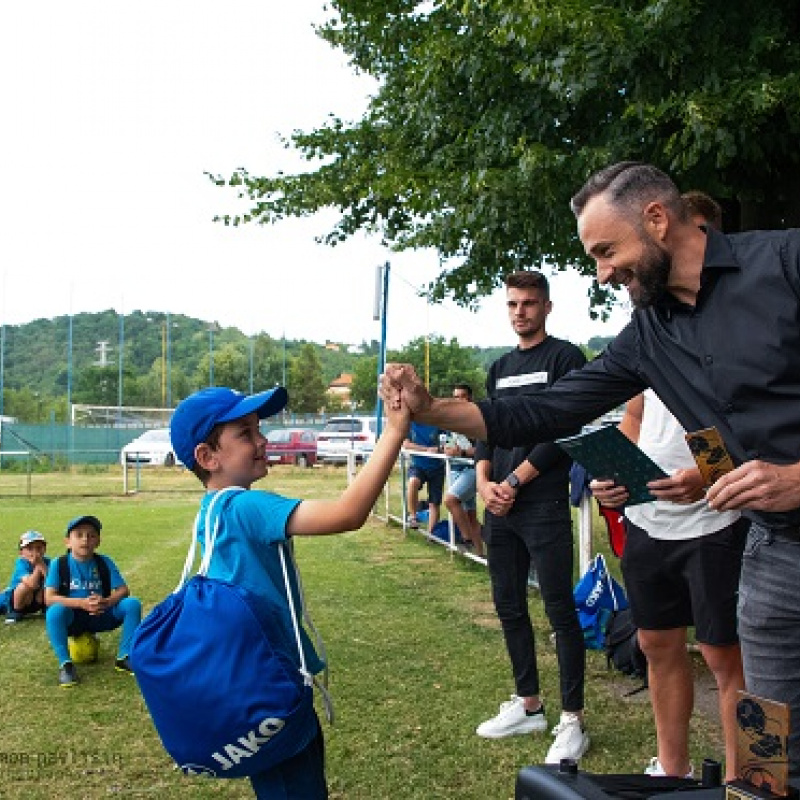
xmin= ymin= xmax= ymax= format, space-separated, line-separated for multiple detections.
xmin=730 ymin=691 xmax=791 ymax=797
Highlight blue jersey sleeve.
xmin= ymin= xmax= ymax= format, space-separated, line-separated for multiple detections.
xmin=9 ymin=557 xmax=32 ymax=591
xmin=44 ymin=558 xmax=60 ymax=590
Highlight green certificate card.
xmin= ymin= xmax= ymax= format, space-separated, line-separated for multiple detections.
xmin=557 ymin=425 xmax=668 ymax=505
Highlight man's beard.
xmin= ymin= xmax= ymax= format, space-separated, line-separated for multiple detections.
xmin=629 ymin=239 xmax=671 ymax=309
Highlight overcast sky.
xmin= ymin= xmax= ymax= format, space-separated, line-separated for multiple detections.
xmin=0 ymin=0 xmax=628 ymax=350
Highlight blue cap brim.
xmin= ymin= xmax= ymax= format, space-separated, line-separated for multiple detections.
xmin=218 ymin=386 xmax=288 ymax=425
xmin=66 ymin=515 xmax=103 ymax=535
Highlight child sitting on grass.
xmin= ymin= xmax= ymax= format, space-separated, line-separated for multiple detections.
xmin=168 ymin=385 xmax=409 ymax=800
xmin=4 ymin=530 xmax=51 ymax=624
xmin=44 ymin=515 xmax=142 ymax=688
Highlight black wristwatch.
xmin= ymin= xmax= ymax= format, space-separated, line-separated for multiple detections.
xmin=504 ymin=473 xmax=521 ymax=490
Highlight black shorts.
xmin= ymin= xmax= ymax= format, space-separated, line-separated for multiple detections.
xmin=621 ymin=517 xmax=748 ymax=646
xmin=408 ymin=464 xmax=445 ymax=506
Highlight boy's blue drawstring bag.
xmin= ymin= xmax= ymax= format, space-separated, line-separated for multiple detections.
xmin=573 ymin=553 xmax=628 ymax=650
xmin=130 ymin=488 xmax=332 ymax=779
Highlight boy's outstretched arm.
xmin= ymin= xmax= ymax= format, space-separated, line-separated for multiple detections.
xmin=287 ymin=401 xmax=411 ymax=536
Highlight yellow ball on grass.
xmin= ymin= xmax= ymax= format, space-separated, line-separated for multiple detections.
xmin=68 ymin=632 xmax=99 ymax=664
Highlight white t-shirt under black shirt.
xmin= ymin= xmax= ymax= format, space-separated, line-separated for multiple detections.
xmin=625 ymin=389 xmax=740 ymax=541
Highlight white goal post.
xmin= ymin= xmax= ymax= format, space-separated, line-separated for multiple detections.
xmin=71 ymin=404 xmax=174 ymax=427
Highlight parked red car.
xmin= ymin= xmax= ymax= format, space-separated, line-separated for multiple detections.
xmin=264 ymin=428 xmax=318 ymax=467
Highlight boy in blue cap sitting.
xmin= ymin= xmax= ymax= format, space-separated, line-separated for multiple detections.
xmin=44 ymin=515 xmax=142 ymax=687
xmin=4 ymin=530 xmax=51 ymax=624
xmin=168 ymin=385 xmax=409 ymax=800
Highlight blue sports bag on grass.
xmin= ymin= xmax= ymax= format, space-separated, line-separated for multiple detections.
xmin=130 ymin=488 xmax=331 ymax=779
xmin=574 ymin=553 xmax=628 ymax=650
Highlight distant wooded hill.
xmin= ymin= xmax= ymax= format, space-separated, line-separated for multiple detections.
xmin=0 ymin=310 xmax=609 ymax=422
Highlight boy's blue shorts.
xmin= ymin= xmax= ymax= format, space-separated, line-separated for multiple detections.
xmin=408 ymin=464 xmax=445 ymax=506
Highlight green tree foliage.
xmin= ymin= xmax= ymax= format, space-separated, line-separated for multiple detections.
xmin=211 ymin=0 xmax=800 ymax=314
xmin=351 ymin=355 xmax=380 ymax=410
xmin=351 ymin=337 xmax=486 ymax=410
xmin=3 ymin=387 xmax=53 ymax=423
xmin=0 ymin=311 xmax=541 ymax=419
xmin=393 ymin=336 xmax=486 ymax=398
xmin=587 ymin=336 xmax=615 ymax=356
xmin=74 ymin=366 xmax=119 ymax=406
xmin=251 ymin=334 xmax=284 ymax=390
xmin=287 ymin=343 xmax=328 ymax=413
xmin=196 ymin=343 xmax=248 ymax=392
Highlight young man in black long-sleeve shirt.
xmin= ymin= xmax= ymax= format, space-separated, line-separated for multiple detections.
xmin=474 ymin=271 xmax=590 ymax=764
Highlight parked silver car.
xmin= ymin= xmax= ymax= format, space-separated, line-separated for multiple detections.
xmin=316 ymin=416 xmax=377 ymax=464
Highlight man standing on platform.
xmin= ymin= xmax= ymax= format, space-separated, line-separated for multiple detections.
xmin=473 ymin=271 xmax=589 ymax=765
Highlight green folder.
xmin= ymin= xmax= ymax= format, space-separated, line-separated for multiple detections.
xmin=557 ymin=425 xmax=668 ymax=505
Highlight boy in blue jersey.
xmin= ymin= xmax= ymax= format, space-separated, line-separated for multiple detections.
xmin=44 ymin=515 xmax=142 ymax=687
xmin=5 ymin=530 xmax=51 ymax=624
xmin=403 ymin=421 xmax=446 ymax=531
xmin=169 ymin=384 xmax=409 ymax=800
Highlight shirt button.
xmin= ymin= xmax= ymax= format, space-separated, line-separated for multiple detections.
xmin=723 ymin=403 xmax=734 ymax=414
xmin=704 ymin=355 xmax=713 ymax=365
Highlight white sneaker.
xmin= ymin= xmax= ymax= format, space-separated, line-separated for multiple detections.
xmin=545 ymin=712 xmax=590 ymax=763
xmin=476 ymin=696 xmax=548 ymax=738
xmin=644 ymin=757 xmax=694 ymax=778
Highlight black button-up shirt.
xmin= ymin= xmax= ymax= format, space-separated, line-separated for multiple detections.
xmin=477 ymin=226 xmax=800 ymax=528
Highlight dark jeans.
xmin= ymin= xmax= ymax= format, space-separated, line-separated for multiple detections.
xmin=738 ymin=524 xmax=800 ymax=776
xmin=487 ymin=499 xmax=585 ymax=712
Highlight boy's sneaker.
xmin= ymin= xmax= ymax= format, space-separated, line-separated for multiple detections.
xmin=645 ymin=757 xmax=694 ymax=778
xmin=545 ymin=712 xmax=590 ymax=763
xmin=476 ymin=696 xmax=547 ymax=738
xmin=115 ymin=656 xmax=134 ymax=675
xmin=5 ymin=610 xmax=21 ymax=625
xmin=59 ymin=662 xmax=79 ymax=688
xmin=406 ymin=514 xmax=419 ymax=529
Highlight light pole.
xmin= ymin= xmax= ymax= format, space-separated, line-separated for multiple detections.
xmin=166 ymin=312 xmax=173 ymax=408
xmin=374 ymin=261 xmax=390 ymax=435
xmin=208 ymin=322 xmax=218 ymax=387
xmin=0 ymin=320 xmax=5 ymax=421
xmin=67 ymin=311 xmax=73 ymax=419
xmin=161 ymin=320 xmax=167 ymax=407
xmin=281 ymin=330 xmax=286 ymax=387
xmin=117 ymin=309 xmax=124 ymax=422
xmin=249 ymin=335 xmax=254 ymax=394
xmin=67 ymin=304 xmax=74 ymax=465
xmin=0 ymin=271 xmax=5 ymax=420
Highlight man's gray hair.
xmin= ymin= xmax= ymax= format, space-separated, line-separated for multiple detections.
xmin=570 ymin=161 xmax=687 ymax=222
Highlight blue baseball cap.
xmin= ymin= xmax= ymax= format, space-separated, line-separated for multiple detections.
xmin=170 ymin=386 xmax=288 ymax=469
xmin=66 ymin=515 xmax=103 ymax=535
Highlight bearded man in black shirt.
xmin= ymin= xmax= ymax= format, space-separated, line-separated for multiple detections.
xmin=381 ymin=162 xmax=800 ymax=775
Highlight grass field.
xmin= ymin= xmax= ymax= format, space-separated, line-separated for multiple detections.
xmin=0 ymin=466 xmax=723 ymax=799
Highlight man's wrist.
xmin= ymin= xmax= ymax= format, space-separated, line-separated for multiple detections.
xmin=504 ymin=473 xmax=521 ymax=490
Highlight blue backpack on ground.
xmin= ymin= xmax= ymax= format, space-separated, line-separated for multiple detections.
xmin=573 ymin=553 xmax=628 ymax=650
xmin=130 ymin=488 xmax=331 ymax=779
xmin=430 ymin=519 xmax=464 ymax=545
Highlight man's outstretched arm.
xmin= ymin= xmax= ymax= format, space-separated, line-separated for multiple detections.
xmin=383 ymin=345 xmax=646 ymax=450
xmin=380 ymin=364 xmax=488 ymax=439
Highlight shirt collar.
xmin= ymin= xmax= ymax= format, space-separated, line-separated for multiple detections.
xmin=655 ymin=226 xmax=739 ymax=313
xmin=701 ymin=226 xmax=741 ymax=272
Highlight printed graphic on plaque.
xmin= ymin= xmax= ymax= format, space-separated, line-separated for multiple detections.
xmin=726 ymin=691 xmax=792 ymax=799
xmin=685 ymin=426 xmax=736 ymax=486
